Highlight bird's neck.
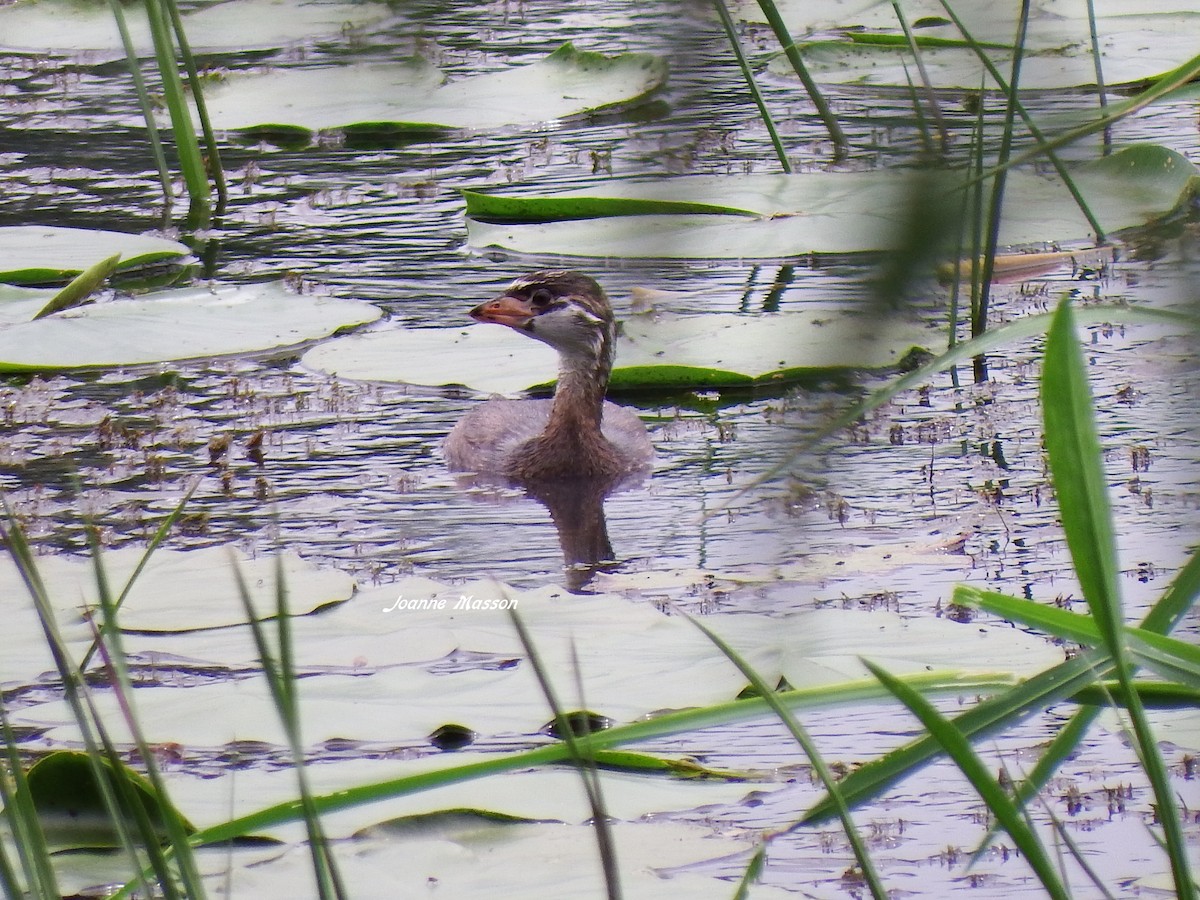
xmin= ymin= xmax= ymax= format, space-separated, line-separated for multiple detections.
xmin=509 ymin=324 xmax=623 ymax=481
xmin=546 ymin=347 xmax=610 ymax=437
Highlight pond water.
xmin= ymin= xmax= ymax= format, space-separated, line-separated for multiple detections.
xmin=1 ymin=0 xmax=1199 ymax=897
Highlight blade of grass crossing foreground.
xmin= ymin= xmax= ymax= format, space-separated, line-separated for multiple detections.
xmin=1 ymin=511 xmax=159 ymax=897
xmin=509 ymin=607 xmax=621 ymax=900
xmin=1140 ymin=544 xmax=1200 ymax=635
xmin=863 ymin=659 xmax=1070 ymax=899
xmin=731 ymin=844 xmax=767 ymax=900
xmin=1042 ymin=296 xmax=1194 ymax=898
xmin=798 ymin=650 xmax=1110 ymax=825
xmin=683 ymin=612 xmax=888 ymax=898
xmin=79 ymin=480 xmax=198 ymax=670
xmin=232 ymin=556 xmax=346 ymax=900
xmin=0 ymin=701 xmax=59 ymax=897
xmin=87 ymin=539 xmax=205 ymax=898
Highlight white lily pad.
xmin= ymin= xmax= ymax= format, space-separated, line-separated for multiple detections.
xmin=301 ymin=309 xmax=937 ymax=392
xmin=198 ymin=43 xmax=668 ymax=135
xmin=203 ymin=820 xmax=789 ymax=900
xmin=464 ymin=145 xmax=1199 ymax=259
xmin=0 ymin=280 xmax=382 ymax=372
xmin=0 ymin=546 xmax=355 ymax=639
xmin=22 ymin=575 xmax=1062 ymax=748
xmin=0 ymin=0 xmax=393 ymax=56
xmin=731 ymin=0 xmax=1200 ymax=89
xmin=0 ymin=226 xmax=191 ymax=285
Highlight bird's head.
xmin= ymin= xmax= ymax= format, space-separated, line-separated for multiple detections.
xmin=469 ymin=270 xmax=615 ymax=364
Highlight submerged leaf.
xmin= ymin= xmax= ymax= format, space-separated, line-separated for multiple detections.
xmin=200 ymin=43 xmax=668 ymax=135
xmin=0 ymin=281 xmax=381 ymax=372
xmin=301 ymin=309 xmax=937 ymax=392
xmin=0 ymin=0 xmax=393 ymax=56
xmin=465 ymin=145 xmax=1198 ymax=259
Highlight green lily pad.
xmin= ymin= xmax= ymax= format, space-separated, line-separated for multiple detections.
xmin=199 ymin=42 xmax=668 ymax=135
xmin=464 ymin=145 xmax=1199 ymax=259
xmin=0 ymin=0 xmax=393 ymax=56
xmin=0 ymin=280 xmax=382 ymax=372
xmin=0 ymin=225 xmax=191 ymax=285
xmin=731 ymin=0 xmax=1200 ymax=89
xmin=27 ymin=751 xmax=194 ymax=850
xmin=301 ymin=308 xmax=937 ymax=392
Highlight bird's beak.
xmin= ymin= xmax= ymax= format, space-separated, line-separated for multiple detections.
xmin=469 ymin=294 xmax=535 ymax=329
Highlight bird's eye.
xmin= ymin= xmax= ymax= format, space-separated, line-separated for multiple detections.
xmin=529 ymin=288 xmax=554 ymax=307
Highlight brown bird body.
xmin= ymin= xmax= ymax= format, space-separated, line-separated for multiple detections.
xmin=443 ymin=271 xmax=652 ymax=482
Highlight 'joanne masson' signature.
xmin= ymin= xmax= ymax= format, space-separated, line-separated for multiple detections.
xmin=382 ymin=594 xmax=517 ymax=612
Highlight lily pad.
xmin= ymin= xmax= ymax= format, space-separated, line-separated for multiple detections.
xmin=199 ymin=43 xmax=668 ymax=135
xmin=0 ymin=280 xmax=382 ymax=372
xmin=22 ymin=574 xmax=1060 ymax=749
xmin=301 ymin=308 xmax=937 ymax=392
xmin=27 ymin=751 xmax=194 ymax=850
xmin=0 ymin=0 xmax=394 ymax=56
xmin=0 ymin=225 xmax=191 ymax=285
xmin=731 ymin=0 xmax=1200 ymax=89
xmin=464 ymin=145 xmax=1199 ymax=259
xmin=0 ymin=545 xmax=356 ymax=637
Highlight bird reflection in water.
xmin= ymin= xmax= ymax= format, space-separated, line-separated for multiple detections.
xmin=444 ymin=271 xmax=652 ymax=590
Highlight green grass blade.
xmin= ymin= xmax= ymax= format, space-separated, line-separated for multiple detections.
xmin=798 ymin=651 xmax=1108 ymax=825
xmin=79 ymin=480 xmax=198 ymax=671
xmin=957 ymin=585 xmax=1200 ymax=686
xmin=730 ymin=843 xmax=767 ymax=900
xmin=133 ymin=670 xmax=1009 ymax=856
xmin=733 ymin=303 xmax=1200 ymax=501
xmin=33 ymin=253 xmax=121 ymax=320
xmin=144 ymin=0 xmax=210 ymax=224
xmin=1042 ymin=295 xmax=1194 ymax=898
xmin=1140 ymin=545 xmax=1200 ymax=634
xmin=508 ymin=607 xmax=621 ymax=900
xmin=163 ymin=0 xmax=227 ymax=210
xmin=937 ymin=0 xmax=1106 ymax=243
xmin=891 ymin=1 xmax=946 ymax=152
xmin=862 ymin=659 xmax=1070 ymax=899
xmin=1042 ymin=297 xmax=1121 ymax=632
xmin=0 ymin=701 xmax=60 ymax=896
xmin=87 ymin=542 xmax=206 ymax=898
xmin=969 ymin=50 xmax=1200 ymax=190
xmin=683 ymin=612 xmax=889 ymax=899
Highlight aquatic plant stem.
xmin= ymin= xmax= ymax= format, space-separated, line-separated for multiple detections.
xmin=937 ymin=0 xmax=1106 ymax=246
xmin=973 ymin=0 xmax=1031 ymax=340
xmin=144 ymin=0 xmax=210 ymax=226
xmin=892 ymin=1 xmax=947 ymax=153
xmin=753 ymin=0 xmax=847 ymax=156
xmin=108 ymin=0 xmax=173 ymax=204
xmin=714 ymin=0 xmax=792 ymax=173
xmin=163 ymin=0 xmax=228 ymax=211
